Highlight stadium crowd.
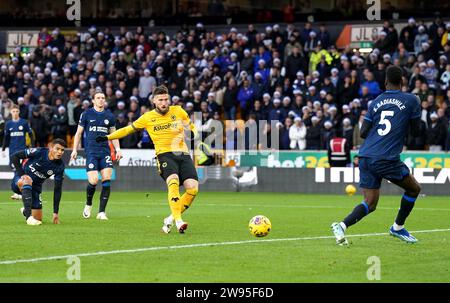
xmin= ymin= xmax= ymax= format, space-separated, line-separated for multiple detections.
xmin=1 ymin=17 xmax=450 ymax=152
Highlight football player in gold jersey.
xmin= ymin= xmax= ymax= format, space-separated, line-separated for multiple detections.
xmin=96 ymin=85 xmax=198 ymax=233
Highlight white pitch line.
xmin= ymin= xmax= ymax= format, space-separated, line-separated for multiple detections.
xmin=1 ymin=228 xmax=449 ymax=265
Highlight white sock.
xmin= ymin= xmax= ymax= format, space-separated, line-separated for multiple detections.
xmin=393 ymin=222 xmax=404 ymax=231
xmin=339 ymin=222 xmax=347 ymax=231
xmin=167 ymin=215 xmax=174 ymax=222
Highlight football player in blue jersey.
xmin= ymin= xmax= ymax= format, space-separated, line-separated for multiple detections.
xmin=11 ymin=138 xmax=66 ymax=225
xmin=2 ymin=105 xmax=34 ymax=200
xmin=331 ymin=66 xmax=422 ymax=245
xmin=71 ymin=91 xmax=122 ymax=220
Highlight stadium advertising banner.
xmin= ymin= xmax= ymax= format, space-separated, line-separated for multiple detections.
xmin=0 ymin=149 xmax=157 ymax=168
xmin=349 ymin=25 xmax=383 ymax=48
xmin=0 ymin=149 xmax=157 ymax=181
xmin=315 ymin=167 xmax=450 ymax=184
xmin=62 ymin=149 xmax=157 ymax=167
xmin=6 ymin=31 xmax=39 ymax=52
xmin=336 ymin=21 xmax=427 ymax=49
xmin=233 ymin=151 xmax=450 ymax=168
xmin=1 ymin=150 xmax=449 ymax=169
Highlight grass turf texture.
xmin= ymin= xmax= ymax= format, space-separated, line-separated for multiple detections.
xmin=0 ymin=191 xmax=449 ymax=282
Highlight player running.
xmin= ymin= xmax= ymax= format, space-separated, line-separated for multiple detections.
xmin=2 ymin=104 xmax=34 ymax=200
xmin=331 ymin=66 xmax=422 ymax=245
xmin=71 ymin=91 xmax=122 ymax=220
xmin=96 ymin=85 xmax=199 ymax=233
xmin=11 ymin=138 xmax=66 ymax=225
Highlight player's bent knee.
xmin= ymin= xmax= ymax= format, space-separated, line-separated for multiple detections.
xmin=366 ymin=200 xmax=378 ymax=212
xmin=184 ymin=178 xmax=198 ymax=188
xmin=18 ymin=175 xmax=33 ymax=190
xmin=100 ymin=169 xmax=113 ymax=180
xmin=186 ymin=187 xmax=198 ymax=196
xmin=414 ymin=184 xmax=421 ymax=196
xmin=405 ymin=180 xmax=421 ymax=197
xmin=21 ymin=175 xmax=33 ymax=185
xmin=88 ymin=177 xmax=99 ymax=185
xmin=166 ymin=175 xmax=179 ymax=184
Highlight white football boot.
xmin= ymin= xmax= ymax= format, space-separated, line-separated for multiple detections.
xmin=176 ymin=220 xmax=188 ymax=234
xmin=26 ymin=216 xmax=42 ymax=226
xmin=161 ymin=216 xmax=174 ymax=234
xmin=11 ymin=193 xmax=22 ymax=200
xmin=96 ymin=212 xmax=108 ymax=220
xmin=82 ymin=205 xmax=92 ymax=219
xmin=331 ymin=222 xmax=348 ymax=246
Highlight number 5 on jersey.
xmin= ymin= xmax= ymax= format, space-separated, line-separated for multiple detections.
xmin=377 ymin=110 xmax=394 ymax=136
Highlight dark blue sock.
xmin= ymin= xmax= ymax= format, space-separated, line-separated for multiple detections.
xmin=343 ymin=201 xmax=370 ymax=228
xmin=395 ymin=194 xmax=417 ymax=226
xmin=86 ymin=183 xmax=96 ymax=206
xmin=99 ymin=180 xmax=111 ymax=213
xmin=21 ymin=185 xmax=33 ymax=219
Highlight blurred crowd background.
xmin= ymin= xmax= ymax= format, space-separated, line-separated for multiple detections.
xmin=0 ymin=14 xmax=450 ymax=151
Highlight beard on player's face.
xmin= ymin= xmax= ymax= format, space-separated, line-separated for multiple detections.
xmin=156 ymin=103 xmax=169 ymax=114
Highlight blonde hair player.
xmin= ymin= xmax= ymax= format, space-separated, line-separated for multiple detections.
xmin=71 ymin=90 xmax=122 ymax=220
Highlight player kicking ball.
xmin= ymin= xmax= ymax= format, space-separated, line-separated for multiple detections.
xmin=71 ymin=91 xmax=122 ymax=220
xmin=331 ymin=66 xmax=422 ymax=245
xmin=96 ymin=85 xmax=199 ymax=233
xmin=11 ymin=139 xmax=66 ymax=225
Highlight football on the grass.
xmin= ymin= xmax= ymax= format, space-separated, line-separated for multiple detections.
xmin=249 ymin=215 xmax=272 ymax=237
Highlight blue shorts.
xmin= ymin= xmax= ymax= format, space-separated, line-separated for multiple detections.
xmin=86 ymin=153 xmax=113 ymax=172
xmin=359 ymin=157 xmax=410 ymax=189
xmin=11 ymin=175 xmax=42 ymax=209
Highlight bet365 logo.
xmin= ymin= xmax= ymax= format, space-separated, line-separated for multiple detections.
xmin=66 ymin=0 xmax=81 ymax=26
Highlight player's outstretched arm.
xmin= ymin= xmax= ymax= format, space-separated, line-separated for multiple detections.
xmin=53 ymin=178 xmax=63 ymax=224
xmin=191 ymin=122 xmax=200 ymax=139
xmin=184 ymin=114 xmax=214 ymax=165
xmin=409 ymin=117 xmax=421 ymax=137
xmin=27 ymin=124 xmax=35 ymax=147
xmin=71 ymin=125 xmax=84 ymax=160
xmin=360 ymin=120 xmax=373 ymax=139
xmin=2 ymin=130 xmax=10 ymax=157
xmin=109 ymin=127 xmax=123 ymax=161
xmin=180 ymin=107 xmax=200 ymax=142
xmin=29 ymin=131 xmax=35 ymax=147
xmin=96 ymin=125 xmax=136 ymax=142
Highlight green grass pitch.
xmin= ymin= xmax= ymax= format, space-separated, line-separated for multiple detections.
xmin=0 ymin=190 xmax=449 ymax=282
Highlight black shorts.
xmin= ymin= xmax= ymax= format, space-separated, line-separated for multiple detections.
xmin=156 ymin=152 xmax=198 ymax=183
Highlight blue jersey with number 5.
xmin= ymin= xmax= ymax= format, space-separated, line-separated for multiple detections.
xmin=359 ymin=90 xmax=421 ymax=161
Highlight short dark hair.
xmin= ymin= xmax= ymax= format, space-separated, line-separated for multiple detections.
xmin=386 ymin=65 xmax=403 ymax=86
xmin=153 ymin=85 xmax=169 ymax=96
xmin=52 ymin=138 xmax=67 ymax=147
xmin=93 ymin=88 xmax=104 ymax=99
